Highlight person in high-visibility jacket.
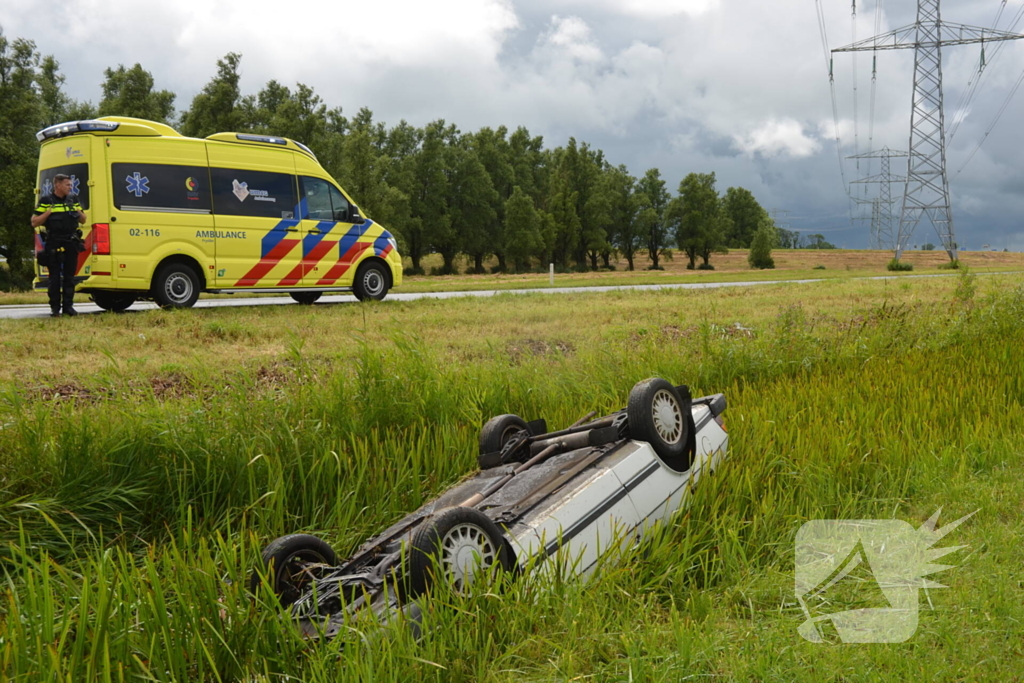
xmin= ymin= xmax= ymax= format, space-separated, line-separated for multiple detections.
xmin=31 ymin=174 xmax=87 ymax=316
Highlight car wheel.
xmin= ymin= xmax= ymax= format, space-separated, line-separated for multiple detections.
xmin=479 ymin=414 xmax=529 ymax=458
xmin=627 ymin=377 xmax=690 ymax=467
xmin=352 ymin=261 xmax=389 ymax=301
xmin=249 ymin=533 xmax=338 ymax=607
xmin=90 ymin=291 xmax=137 ymax=312
xmin=152 ymin=262 xmax=200 ymax=309
xmin=290 ymin=291 xmax=322 ymax=305
xmin=404 ymin=507 xmax=512 ymax=598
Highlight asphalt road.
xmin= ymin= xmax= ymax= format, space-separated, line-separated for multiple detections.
xmin=0 ymin=272 xmax=984 ymax=320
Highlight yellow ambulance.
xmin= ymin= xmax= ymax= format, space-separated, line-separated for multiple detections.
xmin=33 ymin=116 xmax=402 ymax=310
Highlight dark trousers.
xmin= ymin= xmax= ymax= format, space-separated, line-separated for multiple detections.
xmin=47 ymin=244 xmax=79 ymax=312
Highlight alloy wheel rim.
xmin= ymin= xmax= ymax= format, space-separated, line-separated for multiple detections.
xmin=440 ymin=523 xmax=496 ymax=593
xmin=652 ymin=389 xmax=683 ymax=444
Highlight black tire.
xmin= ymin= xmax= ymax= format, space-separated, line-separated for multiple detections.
xmin=627 ymin=378 xmax=690 ymax=468
xmin=152 ymin=262 xmax=200 ymax=309
xmin=90 ymin=291 xmax=136 ymax=312
xmin=290 ymin=291 xmax=322 ymax=305
xmin=249 ymin=533 xmax=338 ymax=607
xmin=479 ymin=414 xmax=529 ymax=457
xmin=404 ymin=507 xmax=512 ymax=598
xmin=352 ymin=260 xmax=389 ymax=301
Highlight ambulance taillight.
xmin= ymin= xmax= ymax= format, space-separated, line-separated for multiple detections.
xmin=92 ymin=224 xmax=110 ymax=255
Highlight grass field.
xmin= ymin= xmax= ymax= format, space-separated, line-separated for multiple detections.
xmin=1 ymin=269 xmax=1022 ymax=681
xmin=3 ymin=247 xmax=1024 ymax=307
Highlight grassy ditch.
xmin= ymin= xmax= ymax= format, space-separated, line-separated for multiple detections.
xmin=0 ymin=270 xmax=1022 ymax=680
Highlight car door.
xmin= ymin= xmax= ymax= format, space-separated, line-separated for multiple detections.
xmin=289 ymin=176 xmax=362 ymax=288
xmin=207 ymin=145 xmax=301 ymax=289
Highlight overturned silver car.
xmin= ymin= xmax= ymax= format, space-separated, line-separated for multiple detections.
xmin=251 ymin=377 xmax=728 ymax=638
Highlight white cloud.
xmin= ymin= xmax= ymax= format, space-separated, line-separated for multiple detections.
xmin=554 ymin=0 xmax=718 ymax=18
xmin=1 ymin=0 xmax=1022 ymax=248
xmin=543 ymin=16 xmax=604 ymax=62
xmin=736 ymin=119 xmax=821 ymax=158
xmin=616 ymin=0 xmax=718 ymax=17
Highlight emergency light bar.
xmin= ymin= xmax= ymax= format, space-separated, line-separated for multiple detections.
xmin=36 ymin=120 xmax=120 ymax=141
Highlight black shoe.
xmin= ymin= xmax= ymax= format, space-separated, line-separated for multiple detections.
xmin=62 ymin=307 xmax=78 ymax=317
xmin=50 ymin=310 xmax=61 ymax=318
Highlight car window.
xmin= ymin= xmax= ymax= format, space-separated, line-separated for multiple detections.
xmin=328 ymin=185 xmax=350 ymax=222
xmin=40 ymin=163 xmax=90 ymax=210
xmin=112 ymin=163 xmax=211 ymax=213
xmin=301 ymin=176 xmax=334 ymax=221
xmin=210 ymin=167 xmax=297 ymax=219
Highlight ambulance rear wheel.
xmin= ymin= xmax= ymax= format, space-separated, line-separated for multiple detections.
xmin=353 ymin=261 xmax=389 ymax=302
xmin=290 ymin=291 xmax=322 ymax=305
xmin=153 ymin=263 xmax=200 ymax=309
xmin=91 ymin=291 xmax=136 ymax=312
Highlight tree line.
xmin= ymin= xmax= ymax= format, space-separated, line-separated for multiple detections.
xmin=1 ymin=30 xmax=804 ymax=290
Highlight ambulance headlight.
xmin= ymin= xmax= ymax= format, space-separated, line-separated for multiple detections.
xmin=387 ymin=237 xmax=398 ymax=251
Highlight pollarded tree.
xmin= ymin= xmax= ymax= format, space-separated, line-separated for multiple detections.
xmin=603 ymin=165 xmax=641 ymax=270
xmin=554 ymin=138 xmax=606 ymax=270
xmin=471 ymin=126 xmax=515 ymax=272
xmin=98 ymin=63 xmax=175 ymax=123
xmin=668 ymin=172 xmax=729 ymax=269
xmin=403 ymin=120 xmax=451 ymax=273
xmin=635 ymin=168 xmax=671 ymax=270
xmin=547 ymin=178 xmax=582 ymax=270
xmin=503 ymin=186 xmax=541 ymax=271
xmin=439 ymin=136 xmax=497 ymax=274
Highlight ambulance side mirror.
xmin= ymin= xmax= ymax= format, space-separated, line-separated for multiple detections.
xmin=348 ymin=207 xmax=362 ymax=223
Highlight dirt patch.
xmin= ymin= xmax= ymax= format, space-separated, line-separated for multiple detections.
xmin=505 ymin=338 xmax=576 ymax=363
xmin=629 ymin=324 xmax=701 ymax=344
xmin=254 ymin=364 xmax=291 ymax=389
xmin=32 ymin=382 xmax=102 ymax=403
xmin=149 ymin=374 xmax=193 ymax=400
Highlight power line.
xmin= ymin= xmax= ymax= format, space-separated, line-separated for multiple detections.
xmin=833 ymin=0 xmax=1024 ymax=261
xmin=954 ymin=62 xmax=1024 ymax=178
xmin=947 ymin=1 xmax=1024 ymax=146
xmin=816 ymin=0 xmax=854 ymax=227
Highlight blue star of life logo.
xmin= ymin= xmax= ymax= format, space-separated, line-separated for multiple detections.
xmin=126 ymin=172 xmax=150 ymax=198
xmin=43 ymin=179 xmax=53 ymax=197
xmin=70 ymin=175 xmax=80 ymax=196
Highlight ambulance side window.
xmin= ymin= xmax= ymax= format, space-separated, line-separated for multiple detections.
xmin=300 ymin=177 xmax=333 ymax=220
xmin=211 ymin=168 xmax=297 ymax=219
xmin=328 ymin=185 xmax=350 ymax=222
xmin=112 ymin=163 xmax=210 ymax=213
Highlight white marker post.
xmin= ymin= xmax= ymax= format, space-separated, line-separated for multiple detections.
xmin=549 ymin=263 xmax=554 ymax=285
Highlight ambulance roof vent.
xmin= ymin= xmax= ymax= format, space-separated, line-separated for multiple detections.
xmin=236 ymin=133 xmax=288 ymax=145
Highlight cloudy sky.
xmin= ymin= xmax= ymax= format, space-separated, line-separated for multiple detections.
xmin=3 ymin=0 xmax=1023 ymax=250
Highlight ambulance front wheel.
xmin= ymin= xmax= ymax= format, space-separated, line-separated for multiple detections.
xmin=153 ymin=262 xmax=201 ymax=309
xmin=353 ymin=261 xmax=390 ymax=302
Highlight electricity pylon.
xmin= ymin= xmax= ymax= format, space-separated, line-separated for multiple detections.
xmin=849 ymin=147 xmax=908 ymax=250
xmin=833 ymin=0 xmax=1024 ymax=261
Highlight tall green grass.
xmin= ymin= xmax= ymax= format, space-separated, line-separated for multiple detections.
xmin=1 ymin=271 xmax=1022 ymax=680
